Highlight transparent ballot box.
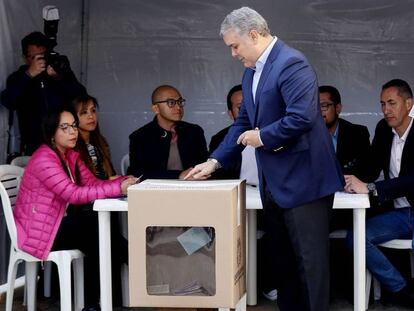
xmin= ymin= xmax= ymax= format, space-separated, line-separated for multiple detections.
xmin=146 ymin=226 xmax=216 ymax=296
xmin=128 ymin=180 xmax=246 ymax=308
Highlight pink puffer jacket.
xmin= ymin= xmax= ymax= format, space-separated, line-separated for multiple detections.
xmin=14 ymin=144 xmax=125 ymax=259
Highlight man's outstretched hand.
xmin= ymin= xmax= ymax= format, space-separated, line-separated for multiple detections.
xmin=184 ymin=161 xmax=217 ymax=180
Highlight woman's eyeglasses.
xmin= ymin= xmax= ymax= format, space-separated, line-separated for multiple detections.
xmin=58 ymin=122 xmax=78 ymax=133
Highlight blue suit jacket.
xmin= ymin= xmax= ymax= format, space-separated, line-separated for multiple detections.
xmin=212 ymin=39 xmax=344 ymax=208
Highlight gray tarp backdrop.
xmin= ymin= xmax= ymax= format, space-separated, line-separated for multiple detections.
xmin=1 ymin=0 xmax=414 ymax=285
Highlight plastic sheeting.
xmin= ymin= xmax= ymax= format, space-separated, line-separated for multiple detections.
xmin=2 ymin=0 xmax=414 ymax=169
xmin=1 ymin=0 xmax=414 ymax=282
xmin=0 ymin=0 xmax=14 ymax=165
xmin=84 ymin=0 xmax=414 ymax=170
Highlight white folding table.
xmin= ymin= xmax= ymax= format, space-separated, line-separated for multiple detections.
xmin=333 ymin=192 xmax=370 ymax=311
xmin=94 ymin=190 xmax=369 ymax=311
xmin=94 ymin=184 xmax=261 ymax=311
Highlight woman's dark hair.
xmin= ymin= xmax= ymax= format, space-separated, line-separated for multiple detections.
xmin=42 ymin=104 xmax=79 ymax=149
xmin=41 ymin=104 xmax=80 ymax=182
xmin=72 ymin=94 xmax=116 ymax=178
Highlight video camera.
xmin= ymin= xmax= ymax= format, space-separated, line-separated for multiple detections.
xmin=42 ymin=5 xmax=70 ymax=75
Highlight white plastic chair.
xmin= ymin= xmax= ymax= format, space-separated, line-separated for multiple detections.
xmin=366 ymin=239 xmax=414 ymax=309
xmin=0 ymin=164 xmax=85 ymax=311
xmin=10 ymin=156 xmax=31 ymax=168
xmin=9 ymin=156 xmax=54 ymax=299
xmin=120 ymin=153 xmax=129 ymax=176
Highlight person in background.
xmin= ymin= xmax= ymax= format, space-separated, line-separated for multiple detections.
xmin=345 ymin=79 xmax=414 ymax=309
xmin=209 ymin=84 xmax=242 ymax=179
xmin=1 ymin=31 xmax=86 ymax=155
xmin=319 ymin=85 xmax=371 ymax=301
xmin=72 ymin=95 xmax=116 ymax=179
xmin=13 ymin=104 xmax=137 ymax=311
xmin=186 ymin=7 xmax=344 ymax=311
xmin=128 ymin=84 xmax=208 ymax=179
xmin=319 ymin=85 xmax=371 ymax=230
xmin=72 ymin=94 xmax=128 ymax=306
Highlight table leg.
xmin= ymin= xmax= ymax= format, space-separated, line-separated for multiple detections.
xmin=247 ymin=209 xmax=257 ymax=306
xmin=98 ymin=211 xmax=113 ymax=311
xmin=353 ymin=208 xmax=366 ymax=311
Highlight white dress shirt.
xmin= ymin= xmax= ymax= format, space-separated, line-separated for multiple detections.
xmin=389 ymin=117 xmax=413 ymax=208
xmin=240 ymin=145 xmax=259 ymax=186
xmin=252 ymin=37 xmax=278 ymax=102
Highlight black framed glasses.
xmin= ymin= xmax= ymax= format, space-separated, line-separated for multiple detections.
xmin=58 ymin=122 xmax=78 ymax=133
xmin=320 ymin=102 xmax=335 ymax=111
xmin=153 ymin=98 xmax=186 ymax=108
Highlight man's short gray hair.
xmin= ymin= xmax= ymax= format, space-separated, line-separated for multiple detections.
xmin=220 ymin=7 xmax=271 ymax=37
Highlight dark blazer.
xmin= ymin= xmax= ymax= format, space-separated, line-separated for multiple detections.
xmin=212 ymin=39 xmax=344 ymax=208
xmin=128 ymin=118 xmax=208 ymax=179
xmin=331 ymin=118 xmax=371 ymax=230
xmin=369 ymin=119 xmax=414 ymax=208
xmin=209 ymin=126 xmax=241 ymax=179
xmin=336 ymin=118 xmax=371 ymax=179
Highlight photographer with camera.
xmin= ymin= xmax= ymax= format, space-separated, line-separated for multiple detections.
xmin=1 ymin=30 xmax=86 ymax=155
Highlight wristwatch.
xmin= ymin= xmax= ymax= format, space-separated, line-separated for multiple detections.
xmin=367 ymin=183 xmax=378 ymax=196
xmin=207 ymin=158 xmax=221 ymax=170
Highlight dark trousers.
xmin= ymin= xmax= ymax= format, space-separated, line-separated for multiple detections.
xmin=51 ymin=209 xmax=127 ymax=308
xmin=52 ymin=210 xmax=100 ymax=307
xmin=263 ymin=189 xmax=333 ymax=311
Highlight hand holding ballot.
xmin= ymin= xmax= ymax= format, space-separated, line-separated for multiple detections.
xmin=121 ymin=176 xmax=140 ymax=194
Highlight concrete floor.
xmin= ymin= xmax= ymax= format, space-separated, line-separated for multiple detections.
xmin=1 ymin=288 xmax=412 ymax=311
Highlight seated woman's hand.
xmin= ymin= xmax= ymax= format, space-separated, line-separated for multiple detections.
xmin=121 ymin=177 xmax=138 ymax=194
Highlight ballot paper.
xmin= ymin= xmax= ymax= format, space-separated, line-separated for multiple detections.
xmin=177 ymin=227 xmax=212 ymax=255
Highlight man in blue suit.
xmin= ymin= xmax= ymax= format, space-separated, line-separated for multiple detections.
xmin=186 ymin=7 xmax=344 ymax=311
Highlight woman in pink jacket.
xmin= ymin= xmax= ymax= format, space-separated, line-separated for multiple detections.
xmin=13 ymin=105 xmax=136 ymax=311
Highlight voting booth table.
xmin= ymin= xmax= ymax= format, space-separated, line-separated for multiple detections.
xmin=127 ymin=179 xmax=246 ymax=309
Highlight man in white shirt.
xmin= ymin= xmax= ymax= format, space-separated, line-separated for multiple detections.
xmin=345 ymin=79 xmax=414 ymax=308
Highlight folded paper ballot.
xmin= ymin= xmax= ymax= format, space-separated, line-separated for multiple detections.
xmin=333 ymin=192 xmax=370 ymax=209
xmin=177 ymin=227 xmax=212 ymax=255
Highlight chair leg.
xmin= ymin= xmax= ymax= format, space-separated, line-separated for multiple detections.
xmin=56 ymin=256 xmax=73 ymax=311
xmin=5 ymin=253 xmax=20 ymax=311
xmin=409 ymin=251 xmax=414 ymax=278
xmin=73 ymin=257 xmax=84 ymax=311
xmin=121 ymin=264 xmax=129 ymax=307
xmin=373 ymin=277 xmax=381 ymax=301
xmin=25 ymin=261 xmax=38 ymax=311
xmin=365 ymin=269 xmax=372 ymax=310
xmin=43 ymin=261 xmax=53 ymax=298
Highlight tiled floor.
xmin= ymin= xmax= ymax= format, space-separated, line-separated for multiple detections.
xmin=1 ymin=288 xmax=413 ymax=311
